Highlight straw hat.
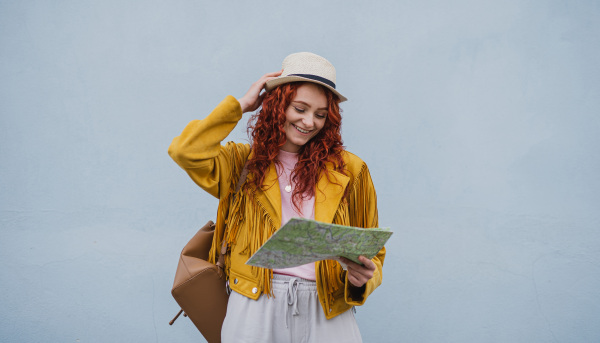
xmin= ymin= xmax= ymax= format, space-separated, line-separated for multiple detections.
xmin=265 ymin=52 xmax=347 ymax=102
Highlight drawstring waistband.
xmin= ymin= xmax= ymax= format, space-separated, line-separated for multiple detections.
xmin=272 ymin=274 xmax=316 ymax=328
xmin=286 ymin=277 xmax=300 ymax=328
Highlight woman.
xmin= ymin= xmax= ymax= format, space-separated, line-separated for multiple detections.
xmin=169 ymin=52 xmax=385 ymax=342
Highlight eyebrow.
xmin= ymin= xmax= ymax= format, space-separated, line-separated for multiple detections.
xmin=292 ymin=100 xmax=328 ymax=111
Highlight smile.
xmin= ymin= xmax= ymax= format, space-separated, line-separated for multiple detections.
xmin=292 ymin=124 xmax=312 ymax=134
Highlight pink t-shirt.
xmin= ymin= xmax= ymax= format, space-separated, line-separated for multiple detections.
xmin=272 ymin=150 xmax=316 ymax=280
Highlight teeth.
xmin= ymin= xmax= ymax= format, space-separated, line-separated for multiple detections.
xmin=294 ymin=124 xmax=310 ymax=134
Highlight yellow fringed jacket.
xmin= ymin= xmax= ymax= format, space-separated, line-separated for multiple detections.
xmin=168 ymin=95 xmax=385 ymax=319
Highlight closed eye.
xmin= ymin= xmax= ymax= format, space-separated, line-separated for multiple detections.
xmin=294 ymin=106 xmax=305 ymax=113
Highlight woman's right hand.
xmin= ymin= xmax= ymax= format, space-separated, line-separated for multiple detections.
xmin=237 ymin=70 xmax=283 ymax=113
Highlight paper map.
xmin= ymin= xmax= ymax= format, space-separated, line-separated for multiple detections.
xmin=246 ymin=218 xmax=392 ymax=269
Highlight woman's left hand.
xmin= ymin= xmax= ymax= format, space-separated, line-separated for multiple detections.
xmin=340 ymin=256 xmax=376 ymax=288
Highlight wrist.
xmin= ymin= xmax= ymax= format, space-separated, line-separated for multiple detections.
xmin=237 ymin=98 xmax=248 ymax=113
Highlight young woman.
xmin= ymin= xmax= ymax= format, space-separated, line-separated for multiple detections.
xmin=169 ymin=52 xmax=385 ymax=343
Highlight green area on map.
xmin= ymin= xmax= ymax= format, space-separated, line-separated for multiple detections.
xmin=246 ymin=218 xmax=392 ymax=269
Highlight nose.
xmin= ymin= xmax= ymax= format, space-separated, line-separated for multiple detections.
xmin=301 ymin=114 xmax=314 ymax=129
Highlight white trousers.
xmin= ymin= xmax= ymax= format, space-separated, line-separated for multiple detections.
xmin=221 ymin=274 xmax=362 ymax=343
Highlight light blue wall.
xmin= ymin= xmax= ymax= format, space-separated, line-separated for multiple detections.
xmin=1 ymin=1 xmax=599 ymax=342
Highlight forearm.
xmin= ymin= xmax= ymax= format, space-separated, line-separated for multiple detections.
xmin=168 ymin=96 xmax=247 ymax=198
xmin=168 ymin=95 xmax=243 ymax=168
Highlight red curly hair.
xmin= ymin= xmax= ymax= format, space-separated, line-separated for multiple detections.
xmin=246 ymin=82 xmax=345 ymax=211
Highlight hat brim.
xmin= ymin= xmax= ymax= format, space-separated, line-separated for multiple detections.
xmin=265 ymin=76 xmax=347 ymax=103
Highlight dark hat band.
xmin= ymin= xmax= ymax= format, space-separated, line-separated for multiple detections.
xmin=289 ymin=74 xmax=336 ymax=89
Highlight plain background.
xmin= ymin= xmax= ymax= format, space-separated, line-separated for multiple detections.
xmin=1 ymin=1 xmax=599 ymax=342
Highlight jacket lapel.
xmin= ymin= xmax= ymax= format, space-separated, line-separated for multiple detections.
xmin=253 ymin=162 xmax=282 ymax=229
xmin=314 ymin=167 xmax=350 ymax=223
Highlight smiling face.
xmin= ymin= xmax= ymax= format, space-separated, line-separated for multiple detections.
xmin=281 ymin=83 xmax=329 ymax=153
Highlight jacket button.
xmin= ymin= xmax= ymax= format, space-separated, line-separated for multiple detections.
xmin=234 ymin=278 xmax=238 ymax=285
xmin=329 ymin=308 xmax=332 ymax=313
xmin=252 ymin=287 xmax=258 ymax=294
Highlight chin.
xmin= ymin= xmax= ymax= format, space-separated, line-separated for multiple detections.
xmin=296 ymin=138 xmax=313 ymax=147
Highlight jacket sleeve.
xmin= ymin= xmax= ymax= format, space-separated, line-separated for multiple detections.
xmin=168 ymin=95 xmax=250 ymax=199
xmin=343 ymin=163 xmax=386 ymax=306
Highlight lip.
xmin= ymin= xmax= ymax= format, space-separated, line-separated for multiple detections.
xmin=292 ymin=123 xmax=313 ymax=135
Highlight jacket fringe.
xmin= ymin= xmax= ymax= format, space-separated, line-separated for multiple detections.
xmin=208 ymin=142 xmax=248 ymax=265
xmin=225 ymin=190 xmax=277 ymax=297
xmin=320 ymin=162 xmax=373 ymax=309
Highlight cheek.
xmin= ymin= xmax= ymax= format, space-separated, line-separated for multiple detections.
xmin=284 ymin=121 xmax=294 ymax=136
xmin=315 ymin=120 xmax=326 ymax=132
xmin=283 ymin=108 xmax=295 ymax=124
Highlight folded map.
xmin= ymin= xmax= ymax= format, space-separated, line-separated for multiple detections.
xmin=246 ymin=218 xmax=392 ymax=269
